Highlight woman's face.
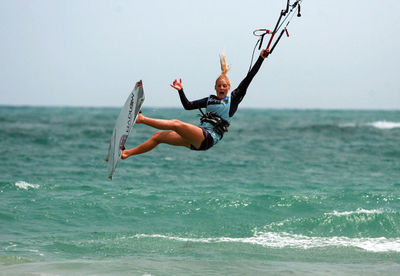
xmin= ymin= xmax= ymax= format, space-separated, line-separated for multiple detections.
xmin=215 ymin=78 xmax=231 ymax=99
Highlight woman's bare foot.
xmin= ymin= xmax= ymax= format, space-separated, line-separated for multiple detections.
xmin=121 ymin=150 xmax=130 ymax=160
xmin=136 ymin=113 xmax=144 ymax=124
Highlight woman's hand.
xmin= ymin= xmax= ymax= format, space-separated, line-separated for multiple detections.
xmin=171 ymin=78 xmax=183 ymax=91
xmin=261 ymin=49 xmax=270 ymax=59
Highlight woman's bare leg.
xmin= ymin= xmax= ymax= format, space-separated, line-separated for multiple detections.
xmin=137 ymin=113 xmax=204 ymax=145
xmin=121 ymin=114 xmax=204 ymax=159
xmin=121 ymin=131 xmax=188 ymax=159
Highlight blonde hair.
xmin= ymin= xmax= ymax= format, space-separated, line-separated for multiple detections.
xmin=216 ymin=53 xmax=231 ymax=87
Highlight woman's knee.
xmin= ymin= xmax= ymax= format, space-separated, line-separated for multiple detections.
xmin=152 ymin=131 xmax=169 ymax=143
xmin=170 ymin=119 xmax=184 ymax=130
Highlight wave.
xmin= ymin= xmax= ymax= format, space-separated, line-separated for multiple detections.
xmin=262 ymin=208 xmax=400 ymax=238
xmin=134 ymin=208 xmax=400 ymax=253
xmin=15 ymin=181 xmax=40 ymax=190
xmin=296 ymin=121 xmax=400 ymax=132
xmin=339 ymin=121 xmax=400 ymax=130
xmin=366 ymin=121 xmax=400 ymax=130
xmin=134 ymin=232 xmax=400 ymax=253
xmin=325 ymin=208 xmax=385 ymax=217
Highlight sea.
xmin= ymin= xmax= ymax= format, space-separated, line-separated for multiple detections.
xmin=0 ymin=106 xmax=399 ymax=275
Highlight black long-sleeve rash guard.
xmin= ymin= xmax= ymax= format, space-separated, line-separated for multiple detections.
xmin=177 ymin=55 xmax=265 ymax=117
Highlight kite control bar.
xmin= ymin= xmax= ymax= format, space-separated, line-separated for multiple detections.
xmin=253 ymin=0 xmax=302 ymax=58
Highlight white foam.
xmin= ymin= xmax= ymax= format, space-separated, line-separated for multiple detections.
xmin=251 ymin=232 xmax=400 ymax=252
xmin=338 ymin=121 xmax=400 ymax=129
xmin=367 ymin=121 xmax=400 ymax=130
xmin=326 ymin=208 xmax=385 ymax=217
xmin=134 ymin=232 xmax=400 ymax=253
xmin=15 ymin=181 xmax=40 ymax=190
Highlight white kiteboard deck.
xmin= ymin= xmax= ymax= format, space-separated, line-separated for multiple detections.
xmin=106 ymin=80 xmax=145 ymax=179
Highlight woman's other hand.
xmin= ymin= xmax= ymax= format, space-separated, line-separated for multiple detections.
xmin=171 ymin=78 xmax=183 ymax=91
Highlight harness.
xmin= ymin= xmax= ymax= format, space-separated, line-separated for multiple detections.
xmin=198 ymin=108 xmax=230 ymax=138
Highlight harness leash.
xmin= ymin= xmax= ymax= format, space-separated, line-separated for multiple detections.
xmin=249 ymin=0 xmax=303 ymax=71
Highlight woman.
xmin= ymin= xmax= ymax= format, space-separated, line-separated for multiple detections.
xmin=121 ymin=49 xmax=268 ymax=159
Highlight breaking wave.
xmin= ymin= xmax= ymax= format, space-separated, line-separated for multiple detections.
xmin=15 ymin=181 xmax=40 ymax=190
xmin=134 ymin=232 xmax=400 ymax=253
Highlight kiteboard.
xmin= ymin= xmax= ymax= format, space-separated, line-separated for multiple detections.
xmin=106 ymin=80 xmax=145 ymax=179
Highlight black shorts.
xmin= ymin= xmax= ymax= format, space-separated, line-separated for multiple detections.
xmin=190 ymin=128 xmax=214 ymax=151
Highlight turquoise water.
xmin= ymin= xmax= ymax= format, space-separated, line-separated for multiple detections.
xmin=1 ymin=106 xmax=400 ymax=275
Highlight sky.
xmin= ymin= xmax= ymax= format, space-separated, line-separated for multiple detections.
xmin=1 ymin=0 xmax=399 ymax=109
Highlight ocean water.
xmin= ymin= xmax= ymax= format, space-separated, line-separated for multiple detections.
xmin=0 ymin=106 xmax=399 ymax=275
